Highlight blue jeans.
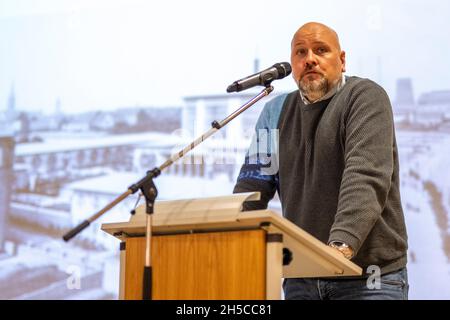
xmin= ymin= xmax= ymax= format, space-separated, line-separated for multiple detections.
xmin=283 ymin=268 xmax=408 ymax=300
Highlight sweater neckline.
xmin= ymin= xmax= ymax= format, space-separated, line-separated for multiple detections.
xmin=300 ymin=96 xmax=333 ymax=111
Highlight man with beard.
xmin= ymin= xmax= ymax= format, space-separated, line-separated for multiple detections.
xmin=233 ymin=22 xmax=409 ymax=300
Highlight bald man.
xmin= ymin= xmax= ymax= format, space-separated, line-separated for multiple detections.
xmin=233 ymin=22 xmax=408 ymax=300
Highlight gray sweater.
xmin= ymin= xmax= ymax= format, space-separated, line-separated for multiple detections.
xmin=234 ymin=76 xmax=408 ymax=275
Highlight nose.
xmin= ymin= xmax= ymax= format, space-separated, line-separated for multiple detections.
xmin=305 ymin=49 xmax=318 ymax=68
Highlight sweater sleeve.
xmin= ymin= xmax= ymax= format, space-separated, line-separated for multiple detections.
xmin=233 ymin=95 xmax=286 ymax=211
xmin=328 ymin=81 xmax=395 ymax=254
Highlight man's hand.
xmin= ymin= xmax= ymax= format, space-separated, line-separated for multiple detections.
xmin=329 ymin=241 xmax=354 ymax=259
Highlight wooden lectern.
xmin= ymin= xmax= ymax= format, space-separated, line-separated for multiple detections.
xmin=101 ymin=192 xmax=362 ymax=300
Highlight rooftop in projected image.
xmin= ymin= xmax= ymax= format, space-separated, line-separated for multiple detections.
xmin=66 ymin=172 xmax=235 ymax=200
xmin=14 ymin=132 xmax=180 ymax=156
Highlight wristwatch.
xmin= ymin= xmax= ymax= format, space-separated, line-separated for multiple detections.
xmin=329 ymin=241 xmax=354 ymax=259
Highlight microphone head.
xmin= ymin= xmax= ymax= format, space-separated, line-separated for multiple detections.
xmin=273 ymin=62 xmax=292 ymax=79
xmin=226 ymin=62 xmax=292 ymax=93
xmin=226 ymin=82 xmax=238 ymax=93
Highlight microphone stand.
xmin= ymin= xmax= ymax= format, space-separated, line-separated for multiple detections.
xmin=62 ymin=85 xmax=274 ymax=300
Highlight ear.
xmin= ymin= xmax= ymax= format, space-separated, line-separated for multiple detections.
xmin=340 ymin=50 xmax=346 ymax=72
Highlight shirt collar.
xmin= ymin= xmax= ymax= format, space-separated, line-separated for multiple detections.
xmin=299 ymin=74 xmax=346 ymax=105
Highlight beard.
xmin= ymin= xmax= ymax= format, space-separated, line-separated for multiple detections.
xmin=298 ymin=74 xmax=329 ymax=103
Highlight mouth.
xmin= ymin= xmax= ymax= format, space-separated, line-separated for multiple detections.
xmin=304 ymin=71 xmax=321 ymax=76
xmin=300 ymin=71 xmax=322 ymax=82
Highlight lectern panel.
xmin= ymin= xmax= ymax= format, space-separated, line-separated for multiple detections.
xmin=124 ymin=229 xmax=266 ymax=300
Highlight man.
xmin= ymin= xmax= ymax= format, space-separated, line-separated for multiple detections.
xmin=233 ymin=22 xmax=408 ymax=300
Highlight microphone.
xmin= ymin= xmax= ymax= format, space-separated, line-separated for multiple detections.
xmin=226 ymin=62 xmax=292 ymax=93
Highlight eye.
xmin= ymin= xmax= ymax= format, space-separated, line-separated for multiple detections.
xmin=316 ymin=47 xmax=328 ymax=54
xmin=296 ymin=48 xmax=307 ymax=56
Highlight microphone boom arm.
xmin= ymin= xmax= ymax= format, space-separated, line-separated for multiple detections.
xmin=62 ymin=85 xmax=274 ymax=242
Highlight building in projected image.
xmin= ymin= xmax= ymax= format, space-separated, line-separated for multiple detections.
xmin=0 ymin=98 xmax=184 ymax=299
xmin=393 ymin=78 xmax=450 ymax=130
xmin=394 ymin=78 xmax=416 ymax=125
xmin=182 ymin=90 xmax=284 ymax=182
xmin=0 ymin=134 xmax=15 ymax=253
xmin=414 ymin=90 xmax=450 ymax=128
